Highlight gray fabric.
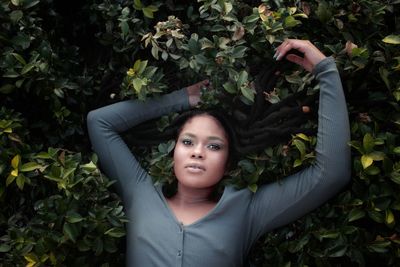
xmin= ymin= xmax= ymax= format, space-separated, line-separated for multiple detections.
xmin=87 ymin=57 xmax=351 ymax=267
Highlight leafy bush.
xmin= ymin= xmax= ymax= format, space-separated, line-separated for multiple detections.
xmin=1 ymin=0 xmax=400 ymax=266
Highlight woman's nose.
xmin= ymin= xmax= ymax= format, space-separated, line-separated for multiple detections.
xmin=191 ymin=144 xmax=204 ymax=159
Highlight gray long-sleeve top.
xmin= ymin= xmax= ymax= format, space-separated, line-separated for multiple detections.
xmin=87 ymin=57 xmax=351 ymax=267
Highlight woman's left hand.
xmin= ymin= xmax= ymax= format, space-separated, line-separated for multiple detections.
xmin=274 ymin=39 xmax=326 ymax=73
xmin=186 ymin=79 xmax=210 ymax=107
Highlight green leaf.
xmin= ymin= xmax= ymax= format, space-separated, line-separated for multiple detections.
xmin=24 ymin=0 xmax=40 ymax=9
xmin=316 ymin=1 xmax=332 ymax=24
xmin=133 ymin=0 xmax=142 ymax=9
xmin=293 ymin=139 xmax=306 ymax=158
xmin=348 ymin=208 xmax=365 ymax=222
xmin=146 ymin=5 xmax=158 ymax=12
xmin=63 ymin=223 xmax=79 ymax=243
xmin=365 ymin=166 xmax=380 ymax=176
xmin=367 ymin=241 xmax=391 ymax=253
xmin=120 ymin=21 xmax=129 ymax=36
xmin=363 ymin=133 xmax=374 ymax=153
xmin=317 ymin=231 xmax=339 ymax=239
xmin=21 ymin=63 xmax=35 ymax=75
xmin=12 ymin=33 xmax=30 ymax=49
xmin=0 ymin=244 xmax=11 ymax=252
xmin=237 ymin=71 xmax=247 ymax=87
xmin=11 ymin=0 xmax=20 ymax=6
xmin=16 ymin=174 xmax=25 ymax=190
xmin=239 ymin=159 xmax=255 ymax=173
xmin=142 ymin=7 xmax=155 ymax=18
xmin=223 ymin=82 xmax=236 ymax=94
xmin=379 ymin=67 xmax=390 ymax=89
xmin=138 ymin=60 xmax=148 ymax=75
xmin=368 ymin=151 xmax=385 ymax=161
xmin=6 ymin=174 xmax=16 ymax=186
xmin=393 ymin=147 xmax=400 ymax=154
xmin=368 ymin=210 xmax=384 ymax=223
xmin=382 ymin=35 xmax=400 ymax=45
xmin=240 ymin=86 xmax=254 ymax=102
xmin=66 ymin=211 xmax=84 ymax=223
xmin=284 ymin=16 xmax=301 ymax=28
xmin=231 ymin=46 xmax=247 ymax=58
xmin=0 ymin=84 xmax=15 ymax=94
xmin=11 ymin=52 xmax=26 ymax=65
xmin=390 ymin=172 xmax=400 ymax=184
xmin=20 ymin=162 xmax=41 ymax=172
xmin=121 ymin=6 xmax=130 ymax=16
xmin=105 ymin=227 xmax=126 ymax=238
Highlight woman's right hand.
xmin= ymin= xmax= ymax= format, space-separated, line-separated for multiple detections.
xmin=186 ymin=79 xmax=210 ymax=107
xmin=274 ymin=39 xmax=326 ymax=73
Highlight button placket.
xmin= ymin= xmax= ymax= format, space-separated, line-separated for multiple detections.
xmin=176 ymin=223 xmax=184 ymax=264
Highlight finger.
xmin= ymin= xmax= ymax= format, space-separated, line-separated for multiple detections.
xmin=275 ymin=39 xmax=308 ymax=60
xmin=285 ymin=54 xmax=304 ymax=66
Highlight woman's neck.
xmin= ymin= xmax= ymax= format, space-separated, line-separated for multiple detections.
xmin=171 ymin=183 xmax=216 ymax=206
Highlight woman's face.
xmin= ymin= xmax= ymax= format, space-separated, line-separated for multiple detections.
xmin=173 ymin=114 xmax=229 ymax=189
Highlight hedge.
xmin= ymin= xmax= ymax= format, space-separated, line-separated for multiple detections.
xmin=0 ymin=0 xmax=399 ymax=266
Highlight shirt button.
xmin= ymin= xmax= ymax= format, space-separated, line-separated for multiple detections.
xmin=177 ymin=250 xmax=182 ymax=257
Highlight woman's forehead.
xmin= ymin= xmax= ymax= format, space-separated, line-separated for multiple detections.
xmin=180 ymin=114 xmax=229 ymax=140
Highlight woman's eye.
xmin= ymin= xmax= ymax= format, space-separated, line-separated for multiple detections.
xmin=182 ymin=139 xmax=192 ymax=146
xmin=208 ymin=144 xmax=221 ymax=151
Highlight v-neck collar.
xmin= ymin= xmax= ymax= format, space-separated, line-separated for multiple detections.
xmin=155 ymin=184 xmax=227 ymax=227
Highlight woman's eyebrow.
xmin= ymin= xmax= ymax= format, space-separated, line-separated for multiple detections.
xmin=181 ymin=132 xmax=226 ymax=143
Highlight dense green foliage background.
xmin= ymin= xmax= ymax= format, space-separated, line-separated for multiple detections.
xmin=1 ymin=0 xmax=400 ymax=266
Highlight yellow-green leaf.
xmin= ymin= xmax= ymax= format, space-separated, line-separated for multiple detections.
xmin=6 ymin=174 xmax=16 ymax=186
xmin=11 ymin=169 xmax=18 ymax=177
xmin=24 ymin=253 xmax=38 ymax=263
xmin=361 ymin=155 xmax=373 ymax=169
xmin=247 ymin=184 xmax=258 ymax=193
xmin=293 ymin=158 xmax=302 ymax=168
xmin=385 ymin=209 xmax=395 ymax=226
xmin=138 ymin=60 xmax=148 ymax=75
xmin=296 ymin=133 xmax=310 ymax=142
xmin=4 ymin=127 xmax=12 ymax=133
xmin=133 ymin=0 xmax=142 ymax=9
xmin=132 ymin=78 xmax=143 ymax=93
xmin=142 ymin=7 xmax=155 ymax=18
xmin=369 ymin=151 xmax=385 ymax=161
xmin=133 ymin=59 xmax=141 ymax=72
xmin=20 ymin=162 xmax=41 ymax=172
xmin=382 ymin=35 xmax=400 ymax=45
xmin=11 ymin=154 xmax=20 ymax=169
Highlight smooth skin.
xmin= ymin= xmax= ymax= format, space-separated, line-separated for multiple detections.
xmin=167 ymin=39 xmax=327 ymax=225
xmin=168 ymin=115 xmax=230 ymax=225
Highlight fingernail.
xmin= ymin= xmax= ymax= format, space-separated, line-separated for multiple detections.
xmin=274 ymin=51 xmax=280 ymax=60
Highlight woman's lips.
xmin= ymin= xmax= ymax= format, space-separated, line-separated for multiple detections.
xmin=185 ymin=163 xmax=205 ymax=172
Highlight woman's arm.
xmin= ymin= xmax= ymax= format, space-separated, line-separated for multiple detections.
xmin=86 ymin=81 xmax=208 ymax=198
xmin=249 ymin=40 xmax=351 ymax=237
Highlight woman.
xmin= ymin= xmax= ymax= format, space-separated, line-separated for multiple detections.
xmin=87 ymin=39 xmax=351 ymax=266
